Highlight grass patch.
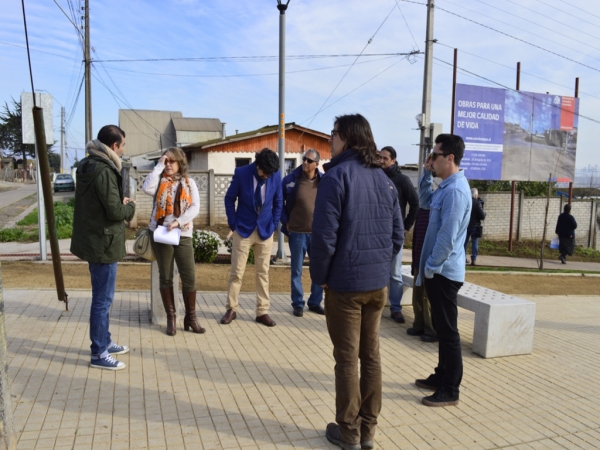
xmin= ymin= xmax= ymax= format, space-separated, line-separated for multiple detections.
xmin=1 ymin=199 xmax=75 ymax=242
xmin=477 ymin=239 xmax=600 ymax=262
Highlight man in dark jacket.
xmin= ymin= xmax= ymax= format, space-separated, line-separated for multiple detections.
xmin=379 ymin=146 xmax=418 ymax=324
xmin=464 ymin=188 xmax=486 ymax=266
xmin=310 ymin=114 xmax=403 ymax=450
xmin=221 ymin=149 xmax=283 ymax=327
xmin=280 ymin=149 xmax=324 ymax=317
xmin=555 ymin=203 xmax=577 ymax=264
xmin=71 ymin=125 xmax=136 ymax=371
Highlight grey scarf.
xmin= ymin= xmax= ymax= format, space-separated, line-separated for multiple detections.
xmin=85 ymin=139 xmax=122 ymax=171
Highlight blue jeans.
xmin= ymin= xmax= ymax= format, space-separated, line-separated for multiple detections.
xmin=289 ymin=231 xmax=323 ymax=309
xmin=464 ymin=227 xmax=479 ymax=261
xmin=389 ymin=246 xmax=404 ymax=313
xmin=89 ymin=262 xmax=118 ymax=359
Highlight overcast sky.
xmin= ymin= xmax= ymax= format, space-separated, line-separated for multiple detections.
xmin=2 ymin=0 xmax=599 ymax=178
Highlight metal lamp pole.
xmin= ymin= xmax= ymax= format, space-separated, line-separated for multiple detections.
xmin=276 ymin=0 xmax=290 ymax=260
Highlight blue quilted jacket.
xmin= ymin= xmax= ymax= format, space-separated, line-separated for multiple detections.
xmin=309 ymin=149 xmax=404 ymax=292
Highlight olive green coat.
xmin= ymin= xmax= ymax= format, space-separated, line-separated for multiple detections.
xmin=70 ymin=155 xmax=136 ymax=263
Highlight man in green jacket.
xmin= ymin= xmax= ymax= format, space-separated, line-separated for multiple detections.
xmin=71 ymin=125 xmax=136 ymax=371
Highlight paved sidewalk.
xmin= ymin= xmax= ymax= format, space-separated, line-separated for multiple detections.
xmin=3 ymin=289 xmax=600 ymax=449
xmin=2 ymin=238 xmax=600 ymax=273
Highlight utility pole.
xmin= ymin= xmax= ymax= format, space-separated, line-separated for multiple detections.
xmin=417 ymin=0 xmax=435 ymax=180
xmin=276 ymin=0 xmax=290 ymax=261
xmin=60 ymin=106 xmax=65 ymax=173
xmin=84 ymin=0 xmax=92 ymax=142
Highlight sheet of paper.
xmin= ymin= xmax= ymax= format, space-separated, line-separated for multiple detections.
xmin=153 ymin=225 xmax=181 ymax=245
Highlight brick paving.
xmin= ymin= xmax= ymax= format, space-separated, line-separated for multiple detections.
xmin=3 ymin=289 xmax=600 ymax=449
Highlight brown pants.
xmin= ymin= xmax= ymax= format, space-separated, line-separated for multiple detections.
xmin=226 ymin=230 xmax=273 ymax=316
xmin=325 ymin=287 xmax=386 ymax=445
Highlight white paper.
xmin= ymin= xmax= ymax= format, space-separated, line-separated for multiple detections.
xmin=153 ymin=225 xmax=181 ymax=245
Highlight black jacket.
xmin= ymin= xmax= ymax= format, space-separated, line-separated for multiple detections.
xmin=383 ymin=164 xmax=419 ymax=231
xmin=468 ymin=197 xmax=486 ymax=229
xmin=555 ymin=212 xmax=577 ymax=238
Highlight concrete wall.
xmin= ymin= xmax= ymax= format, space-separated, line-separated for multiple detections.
xmin=133 ymin=170 xmax=599 ymax=248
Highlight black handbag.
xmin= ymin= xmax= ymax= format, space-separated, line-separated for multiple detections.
xmin=475 ymin=225 xmax=483 ymax=239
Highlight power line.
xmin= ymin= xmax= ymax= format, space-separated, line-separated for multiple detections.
xmin=0 ymin=40 xmax=79 ymax=60
xmin=299 ymin=2 xmax=407 ymax=136
xmin=555 ymin=0 xmax=600 ymax=20
xmin=434 ymin=5 xmax=600 ymax=73
xmin=92 ymin=53 xmax=411 ymax=63
xmin=505 ymin=0 xmax=600 ymax=34
xmin=436 ymin=42 xmax=600 ymax=101
xmin=461 ymin=0 xmax=600 ymax=57
xmin=531 ymin=0 xmax=600 ymax=28
xmin=52 ymin=0 xmax=84 ymax=39
xmin=96 ymin=55 xmax=401 ymax=78
xmin=394 ymin=0 xmax=420 ymax=50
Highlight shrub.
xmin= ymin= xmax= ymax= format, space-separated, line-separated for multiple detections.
xmin=0 ymin=227 xmax=25 ymax=242
xmin=192 ymin=230 xmax=221 ymax=263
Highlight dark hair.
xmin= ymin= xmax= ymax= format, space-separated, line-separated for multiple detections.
xmin=97 ymin=125 xmax=125 ymax=148
xmin=255 ymin=148 xmax=280 ymax=175
xmin=380 ymin=146 xmax=397 ymax=160
xmin=334 ymin=114 xmax=378 ymax=167
xmin=306 ymin=148 xmax=320 ymax=162
xmin=564 ymin=203 xmax=571 ymax=213
xmin=162 ymin=147 xmax=189 ymax=177
xmin=434 ymin=134 xmax=465 ymax=166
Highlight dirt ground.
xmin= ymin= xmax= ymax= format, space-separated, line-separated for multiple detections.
xmin=1 ymin=261 xmax=600 ymax=296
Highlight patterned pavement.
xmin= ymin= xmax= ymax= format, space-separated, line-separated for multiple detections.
xmin=3 ymin=289 xmax=600 ymax=449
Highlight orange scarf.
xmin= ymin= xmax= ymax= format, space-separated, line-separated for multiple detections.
xmin=154 ymin=174 xmax=193 ymax=231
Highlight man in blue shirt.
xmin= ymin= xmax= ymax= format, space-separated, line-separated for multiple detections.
xmin=415 ymin=134 xmax=471 ymax=407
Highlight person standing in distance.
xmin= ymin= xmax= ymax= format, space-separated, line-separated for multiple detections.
xmin=281 ymin=149 xmax=324 ymax=317
xmin=71 ymin=125 xmax=136 ymax=371
xmin=555 ymin=203 xmax=577 ymax=264
xmin=221 ymin=148 xmax=283 ymax=327
xmin=378 ymin=146 xmax=418 ymax=324
xmin=464 ymin=188 xmax=486 ymax=266
xmin=311 ymin=114 xmax=403 ymax=450
xmin=415 ymin=134 xmax=471 ymax=407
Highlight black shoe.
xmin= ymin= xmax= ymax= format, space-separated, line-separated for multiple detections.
xmin=415 ymin=375 xmax=440 ymax=390
xmin=422 ymin=388 xmax=459 ymax=407
xmin=361 ymin=439 xmax=374 ymax=450
xmin=471 ymin=259 xmax=476 ymax=266
xmin=407 ymin=328 xmax=425 ymax=336
xmin=325 ymin=423 xmax=360 ymax=450
xmin=293 ymin=307 xmax=304 ymax=317
xmin=308 ymin=305 xmax=325 ymax=315
xmin=390 ymin=311 xmax=405 ymax=323
xmin=420 ymin=334 xmax=438 ymax=343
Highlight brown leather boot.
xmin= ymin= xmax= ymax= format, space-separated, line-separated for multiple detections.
xmin=183 ymin=291 xmax=206 ymax=334
xmin=159 ymin=287 xmax=177 ymax=336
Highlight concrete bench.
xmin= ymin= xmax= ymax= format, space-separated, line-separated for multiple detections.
xmin=401 ymin=266 xmax=535 ymax=358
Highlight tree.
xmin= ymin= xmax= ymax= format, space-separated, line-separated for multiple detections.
xmin=0 ymin=98 xmax=57 ymax=169
xmin=0 ymin=99 xmax=35 ymax=165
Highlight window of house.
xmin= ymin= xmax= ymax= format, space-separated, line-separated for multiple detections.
xmin=235 ymin=158 xmax=251 ymax=168
xmin=284 ymin=158 xmax=296 ymax=176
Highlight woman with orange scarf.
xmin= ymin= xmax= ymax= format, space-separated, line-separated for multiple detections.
xmin=142 ymin=147 xmax=203 ymax=336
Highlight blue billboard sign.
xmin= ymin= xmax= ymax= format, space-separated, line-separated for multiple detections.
xmin=453 ymin=83 xmax=579 ymax=182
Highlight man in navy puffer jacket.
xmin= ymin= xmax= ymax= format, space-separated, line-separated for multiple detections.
xmin=310 ymin=114 xmax=403 ymax=450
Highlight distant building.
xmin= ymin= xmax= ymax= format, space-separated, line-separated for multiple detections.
xmin=181 ymin=123 xmax=331 ymax=175
xmin=118 ymin=109 xmax=224 ymax=169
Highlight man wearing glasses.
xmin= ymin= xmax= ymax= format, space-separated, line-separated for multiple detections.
xmin=280 ymin=149 xmax=325 ymax=317
xmin=414 ymin=134 xmax=472 ymax=407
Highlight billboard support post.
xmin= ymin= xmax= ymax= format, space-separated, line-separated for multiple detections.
xmin=508 ymin=62 xmax=521 ymax=252
xmin=568 ymin=77 xmax=579 ymax=205
xmin=450 ymin=49 xmax=457 ymax=134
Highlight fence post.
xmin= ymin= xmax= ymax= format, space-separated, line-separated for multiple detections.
xmin=209 ymin=169 xmax=215 ymax=226
xmin=0 ymin=263 xmax=17 ymax=450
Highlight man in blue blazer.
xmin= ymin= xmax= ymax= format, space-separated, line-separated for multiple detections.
xmin=221 ymin=148 xmax=283 ymax=327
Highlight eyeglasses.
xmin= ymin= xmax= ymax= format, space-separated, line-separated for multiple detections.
xmin=302 ymin=156 xmax=317 ymax=164
xmin=164 ymin=158 xmax=178 ymax=165
xmin=430 ymin=151 xmax=448 ymax=161
xmin=331 ymin=129 xmax=339 ymax=137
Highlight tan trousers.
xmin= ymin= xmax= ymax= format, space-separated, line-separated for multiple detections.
xmin=226 ymin=230 xmax=273 ymax=316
